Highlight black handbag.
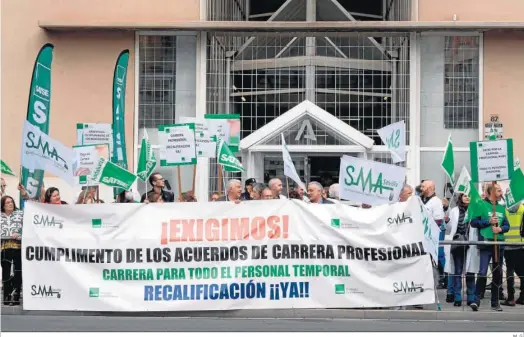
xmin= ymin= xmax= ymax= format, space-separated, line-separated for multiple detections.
xmin=451 ymin=220 xmax=470 ymax=255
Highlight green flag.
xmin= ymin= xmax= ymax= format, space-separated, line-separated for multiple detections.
xmin=112 ymin=50 xmax=130 ymax=196
xmin=91 ymin=157 xmax=137 ymax=190
xmin=1 ymin=160 xmax=15 ymax=176
xmin=136 ymin=129 xmax=156 ymax=182
xmin=441 ymin=135 xmax=455 ymax=185
xmin=506 ymin=168 xmax=524 ymax=208
xmin=467 ymin=181 xmax=490 ymax=219
xmin=217 ymin=138 xmax=244 ymax=172
xmin=20 ymin=44 xmax=54 ymax=205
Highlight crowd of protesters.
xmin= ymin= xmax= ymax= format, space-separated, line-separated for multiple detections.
xmin=1 ymin=174 xmax=523 ymax=310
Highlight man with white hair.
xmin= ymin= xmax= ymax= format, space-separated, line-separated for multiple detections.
xmin=327 ymin=183 xmax=341 ymax=204
xmin=217 ymin=179 xmax=242 ymax=202
xmin=308 ymin=181 xmax=334 ymax=204
xmin=269 ymin=178 xmax=287 ymax=199
xmin=399 ymin=184 xmax=413 ymax=202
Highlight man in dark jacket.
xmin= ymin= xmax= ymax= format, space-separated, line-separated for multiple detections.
xmin=217 ymin=179 xmax=242 ymax=202
xmin=470 ymin=183 xmax=509 ymax=312
xmin=141 ymin=172 xmax=175 ymax=203
xmin=307 ymin=182 xmax=334 ymax=204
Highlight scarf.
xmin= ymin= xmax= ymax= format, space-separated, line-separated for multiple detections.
xmin=456 ymin=205 xmax=468 ymax=235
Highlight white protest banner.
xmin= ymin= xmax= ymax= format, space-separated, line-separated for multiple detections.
xmin=377 ymin=121 xmax=406 ymax=163
xmin=179 ymin=117 xmax=216 ymax=158
xmin=454 ymin=166 xmax=471 ymax=196
xmin=21 ymin=121 xmax=74 ymax=184
xmin=136 ymin=129 xmax=157 ymax=182
xmin=416 ymin=197 xmax=440 ymax=262
xmin=22 ymin=197 xmax=434 ymax=311
xmin=77 ymin=123 xmax=113 ymax=155
xmin=338 ymin=155 xmax=406 ymax=205
xmin=205 ymin=114 xmax=241 ymax=153
xmin=158 ymin=123 xmax=197 ymax=166
xmin=282 ymin=134 xmax=305 ymax=190
xmin=72 ymin=144 xmax=110 ymax=186
xmin=470 ymin=139 xmax=514 ymax=182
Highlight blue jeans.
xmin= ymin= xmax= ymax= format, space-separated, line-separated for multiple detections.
xmin=452 ymin=249 xmax=475 ymax=303
xmin=475 ymin=246 xmax=504 ymax=306
xmin=447 ymin=275 xmax=454 ymax=296
xmin=438 ymin=231 xmax=446 ymax=277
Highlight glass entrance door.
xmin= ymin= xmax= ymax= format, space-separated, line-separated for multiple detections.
xmin=262 ymin=153 xmax=361 ymax=192
xmin=263 ymin=154 xmax=305 ymax=189
xmin=307 ymin=156 xmax=340 ymax=187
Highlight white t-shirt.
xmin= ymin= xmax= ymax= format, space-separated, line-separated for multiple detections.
xmin=424 ymin=195 xmax=444 ymax=222
xmin=279 ymin=194 xmax=287 ymax=200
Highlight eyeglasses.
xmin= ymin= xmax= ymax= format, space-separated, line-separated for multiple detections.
xmin=155 ymin=178 xmax=165 ymax=182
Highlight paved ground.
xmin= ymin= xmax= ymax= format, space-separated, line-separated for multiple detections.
xmin=2 ymin=289 xmax=523 ymax=332
xmin=3 ymin=314 xmax=524 ymax=332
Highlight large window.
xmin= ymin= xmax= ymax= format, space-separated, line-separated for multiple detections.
xmin=420 ymin=34 xmax=481 ymax=196
xmin=137 ymin=34 xmax=197 ymax=196
xmin=444 ymin=36 xmax=480 ymax=130
xmin=420 ymin=35 xmax=480 ymax=148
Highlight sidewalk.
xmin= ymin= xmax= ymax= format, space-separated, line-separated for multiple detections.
xmin=2 ymin=289 xmax=523 ymax=321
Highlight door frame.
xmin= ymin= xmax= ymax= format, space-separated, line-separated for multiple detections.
xmin=242 ymin=145 xmax=412 ymax=185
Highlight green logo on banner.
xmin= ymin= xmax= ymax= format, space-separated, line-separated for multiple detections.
xmin=89 ymin=288 xmax=99 ymax=298
xmin=92 ymin=219 xmax=102 ymax=228
xmin=331 ymin=219 xmax=340 ymax=229
xmin=335 ymin=284 xmax=345 ymax=294
xmin=344 ymin=166 xmax=394 ymax=195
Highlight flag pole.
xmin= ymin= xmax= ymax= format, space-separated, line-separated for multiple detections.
xmin=490 ymin=180 xmax=499 ymax=263
xmin=177 ymin=167 xmax=183 ymax=202
xmin=192 ymin=164 xmax=197 ymax=197
xmin=218 ymin=166 xmax=223 ymax=196
xmin=286 ymin=177 xmax=290 ymax=198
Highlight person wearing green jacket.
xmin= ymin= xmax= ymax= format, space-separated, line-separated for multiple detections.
xmin=470 ymin=183 xmax=509 ymax=312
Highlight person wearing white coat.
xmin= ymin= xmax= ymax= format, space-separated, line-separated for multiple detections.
xmin=444 ymin=194 xmax=480 ymax=306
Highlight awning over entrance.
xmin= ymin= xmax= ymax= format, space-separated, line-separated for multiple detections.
xmin=240 ymin=100 xmax=374 ymax=151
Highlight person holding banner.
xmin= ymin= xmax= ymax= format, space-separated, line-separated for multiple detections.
xmin=116 ymin=190 xmax=135 ymax=203
xmin=399 ymin=185 xmax=414 ymax=202
xmin=1 ymin=196 xmax=23 ymax=305
xmin=446 ymin=193 xmax=477 ymax=307
xmin=147 ymin=193 xmax=164 ymax=204
xmin=249 ymin=183 xmax=266 ymax=201
xmin=217 ymin=179 xmax=242 ymax=203
xmin=470 ymin=183 xmax=509 ymax=312
xmin=76 ymin=186 xmax=103 ymax=204
xmin=420 ymin=180 xmax=446 ymax=288
xmin=140 ymin=173 xmax=174 ymax=203
xmin=44 ymin=187 xmax=68 ymax=205
xmin=269 ymin=178 xmax=287 ymax=200
xmin=241 ymin=178 xmax=256 ymax=200
xmin=307 ymin=182 xmax=334 ymax=204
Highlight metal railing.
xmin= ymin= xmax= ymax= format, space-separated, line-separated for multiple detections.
xmin=436 ymin=240 xmax=524 ymax=311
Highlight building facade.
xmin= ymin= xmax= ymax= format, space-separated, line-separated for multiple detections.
xmin=2 ymin=0 xmax=524 ymax=202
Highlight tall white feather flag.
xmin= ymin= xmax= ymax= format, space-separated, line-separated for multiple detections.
xmin=281 ymin=134 xmax=305 ymax=190
xmin=377 ymin=121 xmax=406 ymax=163
xmin=454 ymin=166 xmax=471 ymax=195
